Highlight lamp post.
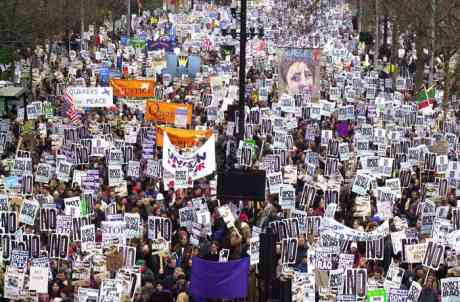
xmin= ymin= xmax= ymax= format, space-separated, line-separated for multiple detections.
xmin=127 ymin=0 xmax=132 ymax=37
xmin=222 ymin=0 xmax=263 ymax=141
xmin=237 ymin=0 xmax=247 ymax=141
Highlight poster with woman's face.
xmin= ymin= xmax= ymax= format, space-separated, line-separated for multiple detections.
xmin=278 ymin=48 xmax=321 ymax=97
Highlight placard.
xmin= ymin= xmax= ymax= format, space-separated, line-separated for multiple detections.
xmin=249 ymin=237 xmax=260 ymax=265
xmin=365 ymin=238 xmax=384 ymax=260
xmin=422 ymin=241 xmax=445 ymax=270
xmin=108 ymin=165 xmax=123 ymax=187
xmin=281 ymin=238 xmax=298 ymax=264
xmin=19 ymin=199 xmax=39 ymax=225
xmin=80 ymin=224 xmax=96 ymax=250
xmin=147 ymin=216 xmax=172 ymax=251
xmin=342 ymin=269 xmax=367 ymax=299
xmin=48 ymin=233 xmax=69 ymax=259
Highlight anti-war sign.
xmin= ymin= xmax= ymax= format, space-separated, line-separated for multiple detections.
xmin=365 ymin=238 xmax=384 ymax=260
xmin=65 ymin=87 xmax=114 ymax=108
xmin=19 ymin=199 xmax=39 ymax=225
xmin=441 ymin=277 xmax=460 ymax=302
xmin=342 ymin=268 xmax=367 ymax=299
xmin=124 ymin=213 xmax=141 ymax=239
xmin=148 ymin=216 xmax=172 ymax=251
xmin=101 ymin=221 xmax=126 ymax=247
xmin=40 ymin=205 xmax=57 ymax=232
xmin=80 ymin=224 xmax=96 ymax=250
xmin=281 ymin=238 xmax=298 ymax=264
xmin=162 ymin=133 xmax=216 ymax=180
xmin=48 ymin=233 xmax=69 ymax=259
xmin=422 ymin=241 xmax=445 ymax=270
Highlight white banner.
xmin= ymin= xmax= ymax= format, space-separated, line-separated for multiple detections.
xmin=162 ymin=133 xmax=216 ymax=180
xmin=65 ymin=87 xmax=114 ymax=108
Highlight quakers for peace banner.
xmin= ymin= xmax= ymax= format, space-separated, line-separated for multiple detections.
xmin=162 ymin=132 xmax=216 ymax=180
xmin=145 ymin=101 xmax=193 ymax=125
xmin=65 ymin=87 xmax=114 ymax=108
xmin=156 ymin=126 xmax=213 ymax=148
xmin=110 ymin=79 xmax=155 ymax=98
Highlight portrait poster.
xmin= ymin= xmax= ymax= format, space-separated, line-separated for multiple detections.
xmin=278 ymin=48 xmax=321 ymax=98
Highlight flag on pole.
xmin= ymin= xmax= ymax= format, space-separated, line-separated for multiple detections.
xmin=63 ymin=92 xmax=81 ymax=125
xmin=415 ymin=85 xmax=436 ymax=110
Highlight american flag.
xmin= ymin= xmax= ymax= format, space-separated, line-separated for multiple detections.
xmin=63 ymin=91 xmax=81 ymax=125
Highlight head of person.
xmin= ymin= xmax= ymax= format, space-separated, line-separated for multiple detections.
xmin=280 ymin=48 xmax=320 ymax=95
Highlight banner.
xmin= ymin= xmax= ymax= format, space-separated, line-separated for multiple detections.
xmin=190 ymin=256 xmax=249 ymax=299
xmin=162 ymin=133 xmax=216 ymax=180
xmin=156 ymin=126 xmax=213 ymax=148
xmin=320 ymin=217 xmax=389 ymax=242
xmin=278 ymin=48 xmax=321 ymax=97
xmin=65 ymin=87 xmax=114 ymax=108
xmin=78 ymin=288 xmax=99 ymax=302
xmin=145 ymin=101 xmax=193 ymax=125
xmin=110 ymin=79 xmax=155 ymax=98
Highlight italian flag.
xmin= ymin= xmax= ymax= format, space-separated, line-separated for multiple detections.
xmin=416 ymin=86 xmax=436 ymax=110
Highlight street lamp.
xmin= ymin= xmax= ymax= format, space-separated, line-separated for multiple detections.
xmin=222 ymin=0 xmax=264 ymax=141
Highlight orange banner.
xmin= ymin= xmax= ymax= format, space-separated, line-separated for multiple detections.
xmin=145 ymin=101 xmax=193 ymax=125
xmin=156 ymin=126 xmax=213 ymax=148
xmin=110 ymin=79 xmax=155 ymax=97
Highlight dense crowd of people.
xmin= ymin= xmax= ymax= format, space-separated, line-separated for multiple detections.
xmin=1 ymin=0 xmax=460 ymax=302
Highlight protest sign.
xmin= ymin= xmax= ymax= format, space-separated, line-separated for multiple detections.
xmin=29 ymin=266 xmax=49 ymax=293
xmin=108 ymin=165 xmax=123 ymax=187
xmin=281 ymin=237 xmax=298 ymax=264
xmin=80 ymin=224 xmax=96 ymax=250
xmin=19 ymin=199 xmax=39 ymax=225
xmin=422 ymin=241 xmax=445 ymax=270
xmin=365 ymin=238 xmax=384 ymax=260
xmin=78 ymin=288 xmax=99 ymax=302
xmin=342 ymin=269 xmax=367 ymax=299
xmin=148 ymin=216 xmax=172 ymax=251
xmin=101 ymin=221 xmax=126 ymax=247
xmin=10 ymin=249 xmax=29 ymax=271
xmin=249 ymin=237 xmax=260 ymax=265
xmin=124 ymin=213 xmax=141 ymax=239
xmin=406 ymin=281 xmax=422 ymax=302
xmin=1 ymin=211 xmax=17 ymax=233
xmin=441 ymin=277 xmax=460 ymax=302
xmin=48 ymin=233 xmax=69 ymax=259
